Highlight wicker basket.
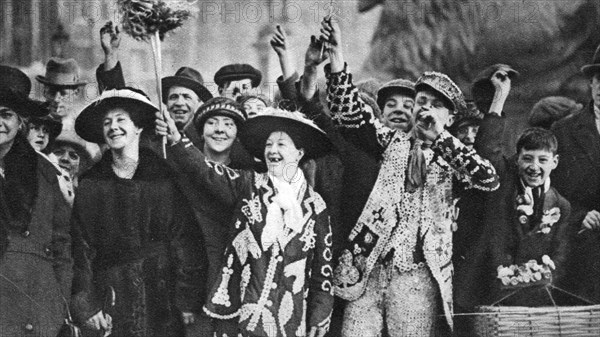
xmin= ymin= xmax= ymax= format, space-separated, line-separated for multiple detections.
xmin=473 ymin=304 xmax=600 ymax=336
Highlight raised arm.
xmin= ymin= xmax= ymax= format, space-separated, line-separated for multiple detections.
xmin=300 ymin=36 xmax=329 ymax=102
xmin=96 ymin=21 xmax=125 ymax=92
xmin=271 ymin=25 xmax=301 ymax=103
xmin=432 ymin=131 xmax=500 ymax=191
xmin=473 ymin=69 xmax=513 ymax=176
xmin=156 ymin=112 xmax=249 ymax=208
xmin=270 ymin=25 xmax=296 ymax=83
xmin=320 ymin=16 xmax=395 ymax=153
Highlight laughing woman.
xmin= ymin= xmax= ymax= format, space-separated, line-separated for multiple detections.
xmin=156 ymin=107 xmax=334 ymax=337
xmin=71 ymin=88 xmax=200 ymax=337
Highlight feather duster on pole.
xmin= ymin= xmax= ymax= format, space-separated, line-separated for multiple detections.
xmin=118 ymin=0 xmax=193 ymax=158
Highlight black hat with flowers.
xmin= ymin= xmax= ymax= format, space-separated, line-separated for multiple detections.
xmin=75 ymin=87 xmax=158 ymax=144
xmin=239 ymin=107 xmax=332 ymax=160
xmin=194 ymin=97 xmax=247 ymax=131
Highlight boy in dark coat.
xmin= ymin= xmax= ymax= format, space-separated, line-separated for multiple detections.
xmin=456 ymin=128 xmax=572 ymax=310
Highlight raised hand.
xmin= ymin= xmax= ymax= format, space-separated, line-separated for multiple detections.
xmin=319 ymin=15 xmax=344 ymax=72
xmin=155 ymin=109 xmax=181 ymax=145
xmin=305 ymin=35 xmax=328 ymax=67
xmin=490 ymin=70 xmax=511 ymax=102
xmin=270 ymin=25 xmax=288 ymax=56
xmin=100 ymin=21 xmax=121 ymax=56
xmin=100 ymin=21 xmax=121 ymax=71
xmin=414 ymin=109 xmax=447 ymax=142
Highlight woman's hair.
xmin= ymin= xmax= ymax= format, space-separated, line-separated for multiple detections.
xmin=516 ymin=127 xmax=558 ymax=155
xmin=101 ymin=99 xmax=151 ymax=129
xmin=267 ymin=129 xmax=308 ymax=165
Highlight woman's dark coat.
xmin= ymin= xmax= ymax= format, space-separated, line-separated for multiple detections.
xmin=0 ymin=136 xmax=72 ymax=337
xmin=71 ymin=149 xmax=202 ymax=337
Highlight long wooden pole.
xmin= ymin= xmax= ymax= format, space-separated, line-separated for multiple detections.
xmin=150 ymin=31 xmax=167 ymax=159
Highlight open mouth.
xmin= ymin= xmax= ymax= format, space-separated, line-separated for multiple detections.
xmin=525 ymin=171 xmax=542 ymax=179
xmin=389 ymin=117 xmax=407 ymax=124
xmin=108 ymin=133 xmax=124 ymax=140
xmin=35 ymin=140 xmax=45 ymax=145
xmin=210 ymin=136 xmax=229 ymax=142
xmin=171 ymin=110 xmax=188 ymax=115
xmin=267 ymin=156 xmax=283 ymax=163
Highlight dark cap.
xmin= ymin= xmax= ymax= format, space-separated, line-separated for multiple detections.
xmin=376 ymin=79 xmax=415 ymax=110
xmin=214 ymin=64 xmax=262 ymax=88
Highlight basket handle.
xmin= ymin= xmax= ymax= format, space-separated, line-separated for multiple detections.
xmin=549 ymin=285 xmax=597 ymax=305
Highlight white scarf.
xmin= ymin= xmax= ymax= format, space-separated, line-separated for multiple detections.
xmin=262 ymin=169 xmax=306 ymax=251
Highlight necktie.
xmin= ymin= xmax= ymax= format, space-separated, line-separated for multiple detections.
xmin=405 ymin=140 xmax=428 ymax=193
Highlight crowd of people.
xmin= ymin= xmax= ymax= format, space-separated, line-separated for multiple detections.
xmin=2 ymin=15 xmax=600 ymax=337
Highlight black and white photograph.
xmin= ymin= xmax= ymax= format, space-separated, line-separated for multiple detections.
xmin=1 ymin=1 xmax=600 ymax=336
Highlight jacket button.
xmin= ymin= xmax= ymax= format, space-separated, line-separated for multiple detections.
xmin=22 ymin=231 xmax=30 ymax=238
xmin=44 ymin=248 xmax=52 ymax=256
xmin=24 ymin=323 xmax=33 ymax=331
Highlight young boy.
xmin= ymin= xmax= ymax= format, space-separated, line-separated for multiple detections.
xmin=456 ymin=128 xmax=572 ymax=309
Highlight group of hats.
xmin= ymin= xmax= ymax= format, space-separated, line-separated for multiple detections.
xmin=374 ymin=71 xmax=468 ymax=117
xmin=74 ymin=62 xmax=331 ymax=160
xmin=0 ymin=60 xmax=93 ymax=161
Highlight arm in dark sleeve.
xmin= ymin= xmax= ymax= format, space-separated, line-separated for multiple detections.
xmin=70 ymin=196 xmax=101 ymax=323
xmin=432 ymin=130 xmax=500 ymax=192
xmin=96 ymin=61 xmax=125 ymax=93
xmin=550 ymin=197 xmax=572 ymax=284
xmin=166 ymin=137 xmax=249 ymax=208
xmin=171 ymin=195 xmax=207 ymax=313
xmin=474 ymin=113 xmax=507 ymax=175
xmin=276 ymin=72 xmax=300 ymax=102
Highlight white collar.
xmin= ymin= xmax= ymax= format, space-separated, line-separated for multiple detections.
xmin=269 ymin=168 xmax=305 ymax=199
xmin=520 ymin=177 xmax=551 ymax=194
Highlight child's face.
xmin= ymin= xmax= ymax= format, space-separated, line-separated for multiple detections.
xmin=516 ymin=148 xmax=558 ymax=187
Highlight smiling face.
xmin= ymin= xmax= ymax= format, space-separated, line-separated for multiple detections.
xmin=380 ymin=93 xmax=415 ymax=131
xmin=264 ymin=131 xmax=304 ymax=180
xmin=26 ymin=122 xmax=50 ymax=152
xmin=243 ymin=98 xmax=267 ymax=118
xmin=0 ymin=106 xmax=21 ymax=151
xmin=517 ymin=148 xmax=558 ymax=188
xmin=44 ymin=85 xmax=78 ymax=119
xmin=412 ymin=89 xmax=454 ymax=132
xmin=102 ymin=108 xmax=142 ymax=151
xmin=167 ymin=86 xmax=202 ymax=130
xmin=202 ymin=115 xmax=237 ymax=155
xmin=52 ymin=144 xmax=81 ymax=177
